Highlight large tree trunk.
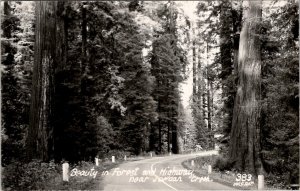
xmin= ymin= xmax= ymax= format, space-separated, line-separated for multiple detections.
xmin=26 ymin=2 xmax=66 ymax=161
xmin=53 ymin=2 xmax=68 ymax=161
xmin=80 ymin=4 xmax=88 ymax=160
xmin=229 ymin=0 xmax=263 ymax=174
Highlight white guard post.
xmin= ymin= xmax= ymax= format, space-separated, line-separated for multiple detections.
xmin=208 ymin=165 xmax=212 ymax=174
xmin=258 ymin=175 xmax=264 ymax=190
xmin=95 ymin=157 xmax=99 ymax=166
xmin=62 ymin=162 xmax=69 ymax=182
xmin=191 ymin=160 xmax=195 ymax=166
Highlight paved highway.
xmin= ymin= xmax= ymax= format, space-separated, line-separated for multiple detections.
xmin=102 ymin=151 xmax=234 ymax=191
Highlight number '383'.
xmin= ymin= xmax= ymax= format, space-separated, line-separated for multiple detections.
xmin=235 ymin=174 xmax=252 ymax=182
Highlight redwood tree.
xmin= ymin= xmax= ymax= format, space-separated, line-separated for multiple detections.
xmin=229 ymin=0 xmax=263 ymax=174
xmin=26 ymin=2 xmax=66 ymax=161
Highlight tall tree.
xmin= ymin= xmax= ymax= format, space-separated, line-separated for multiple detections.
xmin=26 ymin=2 xmax=66 ymax=161
xmin=229 ymin=0 xmax=263 ymax=174
xmin=194 ymin=45 xmax=207 ymax=148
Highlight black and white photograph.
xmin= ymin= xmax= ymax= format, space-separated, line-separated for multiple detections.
xmin=1 ymin=1 xmax=299 ymax=190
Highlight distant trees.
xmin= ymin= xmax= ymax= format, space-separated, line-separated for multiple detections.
xmin=116 ymin=5 xmax=158 ymax=154
xmin=190 ymin=27 xmax=209 ymax=149
xmin=193 ymin=1 xmax=219 ymax=150
xmin=150 ymin=2 xmax=188 ymax=154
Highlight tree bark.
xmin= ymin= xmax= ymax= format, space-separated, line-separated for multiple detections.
xmin=196 ymin=46 xmax=205 ymax=140
xmin=207 ymin=69 xmax=212 ymax=149
xmin=158 ymin=98 xmax=162 ymax=153
xmin=149 ymin=124 xmax=155 ymax=151
xmin=192 ymin=30 xmax=197 ymax=104
xmin=53 ymin=2 xmax=68 ymax=161
xmin=229 ymin=0 xmax=263 ymax=174
xmin=167 ymin=123 xmax=170 ymax=152
xmin=197 ymin=48 xmax=202 ymax=119
xmin=232 ymin=3 xmax=242 ymax=77
xmin=26 ymin=1 xmax=66 ymax=161
xmin=171 ymin=127 xmax=178 ymax=153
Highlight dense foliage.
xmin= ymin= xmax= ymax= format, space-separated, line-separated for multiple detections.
xmin=1 ymin=0 xmax=298 ymax=189
xmin=1 ymin=1 xmax=188 ymax=164
xmin=260 ymin=1 xmax=299 ymax=186
xmin=191 ymin=0 xmax=298 ymax=187
xmin=2 ymin=2 xmax=34 ymax=165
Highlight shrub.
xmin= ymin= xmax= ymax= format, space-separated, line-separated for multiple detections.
xmin=213 ymin=156 xmax=234 ymax=172
xmin=104 ymin=150 xmax=131 ymax=160
xmin=2 ymin=160 xmax=60 ymax=190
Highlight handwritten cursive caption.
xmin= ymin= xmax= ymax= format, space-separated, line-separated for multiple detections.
xmin=70 ymin=166 xmax=212 ymax=183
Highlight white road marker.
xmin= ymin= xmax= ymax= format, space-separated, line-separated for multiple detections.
xmin=62 ymin=162 xmax=69 ymax=182
xmin=208 ymin=165 xmax=212 ymax=174
xmin=258 ymin=175 xmax=264 ymax=190
xmin=95 ymin=157 xmax=99 ymax=166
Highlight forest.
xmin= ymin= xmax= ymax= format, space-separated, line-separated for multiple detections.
xmin=1 ymin=0 xmax=299 ymax=190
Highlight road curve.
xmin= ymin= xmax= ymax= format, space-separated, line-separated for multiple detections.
xmin=102 ymin=151 xmax=234 ymax=191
